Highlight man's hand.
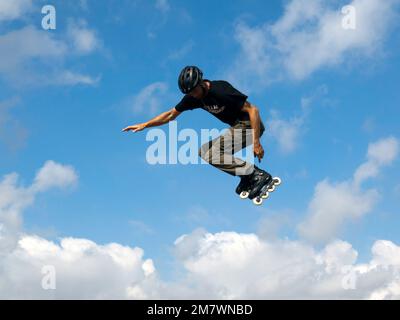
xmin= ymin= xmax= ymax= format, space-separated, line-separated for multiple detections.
xmin=242 ymin=101 xmax=264 ymax=162
xmin=122 ymin=123 xmax=147 ymax=133
xmin=253 ymin=140 xmax=265 ymax=162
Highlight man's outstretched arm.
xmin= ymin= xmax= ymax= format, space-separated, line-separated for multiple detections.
xmin=241 ymin=101 xmax=264 ymax=162
xmin=122 ymin=108 xmax=181 ymax=133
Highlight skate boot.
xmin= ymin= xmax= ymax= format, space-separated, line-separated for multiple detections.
xmin=248 ymin=168 xmax=282 ymax=206
xmin=248 ymin=168 xmax=272 ymax=199
xmin=235 ymin=174 xmax=252 ymax=199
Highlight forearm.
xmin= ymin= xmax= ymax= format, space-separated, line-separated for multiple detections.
xmin=122 ymin=108 xmax=180 ymax=133
xmin=144 ymin=111 xmax=174 ymax=128
xmin=248 ymin=108 xmax=261 ymax=144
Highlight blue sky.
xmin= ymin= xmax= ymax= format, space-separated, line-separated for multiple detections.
xmin=1 ymin=0 xmax=400 ymax=299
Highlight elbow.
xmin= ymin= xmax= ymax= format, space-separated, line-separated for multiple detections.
xmin=166 ymin=111 xmax=177 ymax=122
xmin=169 ymin=108 xmax=180 ymax=121
xmin=250 ymin=105 xmax=260 ymax=116
xmin=242 ymin=101 xmax=260 ymax=117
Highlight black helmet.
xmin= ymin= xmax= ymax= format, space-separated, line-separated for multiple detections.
xmin=178 ymin=66 xmax=203 ymax=94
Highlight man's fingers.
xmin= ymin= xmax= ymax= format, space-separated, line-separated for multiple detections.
xmin=122 ymin=126 xmax=139 ymax=132
xmin=258 ymin=151 xmax=265 ymax=163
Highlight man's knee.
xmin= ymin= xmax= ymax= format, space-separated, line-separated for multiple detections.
xmin=199 ymin=143 xmax=211 ymax=162
xmin=199 ymin=143 xmax=224 ymax=165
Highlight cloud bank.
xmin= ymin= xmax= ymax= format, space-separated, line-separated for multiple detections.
xmin=0 ymin=161 xmax=155 ymax=299
xmin=299 ymin=137 xmax=399 ymax=243
xmin=1 ymin=136 xmax=399 ymax=299
xmin=227 ymin=0 xmax=400 ymax=91
xmin=0 ymin=3 xmax=101 ymax=86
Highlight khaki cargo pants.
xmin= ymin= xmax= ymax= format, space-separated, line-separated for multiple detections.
xmin=198 ymin=120 xmax=265 ymax=177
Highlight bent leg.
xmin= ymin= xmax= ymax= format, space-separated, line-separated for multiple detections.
xmin=199 ymin=121 xmax=261 ymax=176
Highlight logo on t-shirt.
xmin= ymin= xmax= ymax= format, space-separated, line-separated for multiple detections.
xmin=203 ymin=104 xmax=226 ymax=114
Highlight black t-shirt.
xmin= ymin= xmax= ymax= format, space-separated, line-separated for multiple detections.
xmin=174 ymin=80 xmax=249 ymax=126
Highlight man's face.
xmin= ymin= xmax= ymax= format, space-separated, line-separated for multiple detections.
xmin=188 ymin=84 xmax=203 ymax=99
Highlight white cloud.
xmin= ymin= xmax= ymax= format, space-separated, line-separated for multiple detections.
xmin=129 ymin=82 xmax=169 ymax=116
xmin=173 ymin=228 xmax=208 ymax=261
xmin=0 ymin=161 xmax=77 ymax=256
xmin=0 ymin=0 xmax=33 ymax=22
xmin=55 ymin=71 xmax=101 ymax=86
xmin=31 ymin=160 xmax=78 ymax=193
xmin=0 ymin=20 xmax=101 ymax=86
xmin=267 ymin=86 xmax=328 ymax=154
xmin=316 ymin=240 xmax=358 ymax=272
xmin=226 ymin=22 xmax=272 ymax=91
xmin=227 ymin=0 xmax=400 ymax=89
xmin=353 ymin=137 xmax=399 ymax=186
xmin=0 ymin=26 xmax=67 ymax=76
xmin=298 ymin=137 xmax=399 ymax=243
xmin=268 ymin=111 xmax=303 ymax=154
xmin=1 ymin=235 xmax=156 ymax=299
xmin=298 ymin=180 xmax=380 ymax=243
xmin=1 ymin=141 xmax=400 ymax=299
xmin=170 ymin=230 xmax=400 ymax=299
xmin=67 ymin=20 xmax=101 ymax=54
xmin=371 ymin=240 xmax=400 ymax=267
xmin=0 ymin=172 xmax=34 ymax=253
xmin=3 ymin=216 xmax=400 ymax=299
xmin=0 ymin=162 xmax=156 ymax=299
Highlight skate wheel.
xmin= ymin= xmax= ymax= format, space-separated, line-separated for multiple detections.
xmin=261 ymin=192 xmax=270 ymax=199
xmin=240 ymin=191 xmax=249 ymax=199
xmin=267 ymin=185 xmax=276 ymax=192
xmin=253 ymin=197 xmax=263 ymax=206
xmin=273 ymin=177 xmax=282 ymax=186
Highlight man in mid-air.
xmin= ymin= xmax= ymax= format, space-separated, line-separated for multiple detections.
xmin=123 ymin=66 xmax=280 ymax=205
